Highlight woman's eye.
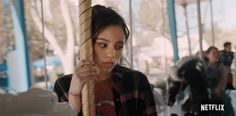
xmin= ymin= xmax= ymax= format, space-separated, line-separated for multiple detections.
xmin=115 ymin=44 xmax=124 ymax=51
xmin=98 ymin=43 xmax=107 ymax=48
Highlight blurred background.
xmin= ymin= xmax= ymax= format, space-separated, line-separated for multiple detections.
xmin=0 ymin=0 xmax=236 ymax=93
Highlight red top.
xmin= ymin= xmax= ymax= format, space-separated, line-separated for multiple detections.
xmin=95 ymin=78 xmax=116 ymax=116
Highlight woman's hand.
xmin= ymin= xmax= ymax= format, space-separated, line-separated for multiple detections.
xmin=69 ymin=60 xmax=98 ymax=95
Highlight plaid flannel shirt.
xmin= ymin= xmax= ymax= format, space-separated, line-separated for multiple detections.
xmin=53 ymin=65 xmax=157 ymax=116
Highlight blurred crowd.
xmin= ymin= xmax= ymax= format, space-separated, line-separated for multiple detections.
xmin=165 ymin=41 xmax=235 ymax=116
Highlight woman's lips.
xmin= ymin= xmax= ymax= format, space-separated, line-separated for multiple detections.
xmin=102 ymin=62 xmax=115 ymax=68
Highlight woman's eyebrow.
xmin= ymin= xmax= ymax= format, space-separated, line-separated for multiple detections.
xmin=116 ymin=41 xmax=124 ymax=44
xmin=96 ymin=38 xmax=110 ymax=42
xmin=96 ymin=38 xmax=124 ymax=44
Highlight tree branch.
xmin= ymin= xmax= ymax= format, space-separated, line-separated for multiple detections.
xmin=30 ymin=6 xmax=64 ymax=60
xmin=59 ymin=0 xmax=75 ymax=59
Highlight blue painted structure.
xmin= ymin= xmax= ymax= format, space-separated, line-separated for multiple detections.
xmin=4 ymin=0 xmax=32 ymax=92
xmin=32 ymin=56 xmax=61 ymax=68
xmin=0 ymin=64 xmax=7 ymax=71
xmin=167 ymin=0 xmax=179 ymax=63
xmin=0 ymin=64 xmax=8 ymax=88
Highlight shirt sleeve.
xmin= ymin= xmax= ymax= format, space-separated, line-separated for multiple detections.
xmin=53 ymin=78 xmax=69 ymax=102
xmin=139 ymin=73 xmax=158 ymax=116
xmin=53 ymin=74 xmax=74 ymax=102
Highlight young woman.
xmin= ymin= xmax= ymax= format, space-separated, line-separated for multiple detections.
xmin=204 ymin=46 xmax=227 ymax=96
xmin=204 ymin=46 xmax=235 ymax=116
xmin=53 ymin=5 xmax=157 ymax=116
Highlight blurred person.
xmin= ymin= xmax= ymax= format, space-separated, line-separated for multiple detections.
xmin=167 ymin=47 xmax=235 ymax=116
xmin=220 ymin=42 xmax=234 ymax=68
xmin=205 ymin=46 xmax=226 ymax=95
xmin=219 ymin=42 xmax=234 ymax=89
xmin=167 ymin=55 xmax=210 ymax=116
xmin=53 ymin=5 xmax=157 ymax=116
xmin=204 ymin=46 xmax=234 ymax=116
xmin=234 ymin=45 xmax=236 ymax=88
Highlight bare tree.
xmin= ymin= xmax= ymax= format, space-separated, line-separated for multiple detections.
xmin=0 ymin=1 xmax=14 ymax=63
xmin=27 ymin=0 xmax=76 ymax=74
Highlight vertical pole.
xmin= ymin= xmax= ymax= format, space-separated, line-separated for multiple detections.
xmin=209 ymin=0 xmax=215 ymax=46
xmin=8 ymin=0 xmax=32 ymax=92
xmin=161 ymin=0 xmax=168 ymax=71
xmin=184 ymin=6 xmax=192 ymax=55
xmin=167 ymin=0 xmax=179 ymax=63
xmin=197 ymin=0 xmax=203 ymax=59
xmin=40 ymin=0 xmax=48 ymax=89
xmin=79 ymin=0 xmax=95 ymax=115
xmin=129 ymin=0 xmax=133 ymax=68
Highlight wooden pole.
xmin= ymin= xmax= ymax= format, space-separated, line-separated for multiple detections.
xmin=79 ymin=0 xmax=95 ymax=115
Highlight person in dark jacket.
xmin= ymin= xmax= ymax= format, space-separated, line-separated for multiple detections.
xmin=219 ymin=42 xmax=234 ymax=89
xmin=220 ymin=42 xmax=234 ymax=68
xmin=205 ymin=46 xmax=234 ymax=116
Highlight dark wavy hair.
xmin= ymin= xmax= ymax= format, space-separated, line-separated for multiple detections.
xmin=91 ymin=5 xmax=129 ymax=45
xmin=223 ymin=41 xmax=231 ymax=48
xmin=204 ymin=46 xmax=219 ymax=63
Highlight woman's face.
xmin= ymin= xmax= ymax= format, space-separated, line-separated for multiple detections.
xmin=93 ymin=25 xmax=125 ymax=73
xmin=225 ymin=45 xmax=231 ymax=52
xmin=207 ymin=48 xmax=219 ymax=64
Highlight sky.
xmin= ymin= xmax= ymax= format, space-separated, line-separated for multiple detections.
xmin=210 ymin=0 xmax=236 ymax=29
xmin=118 ymin=0 xmax=236 ymax=36
xmin=175 ymin=0 xmax=236 ymax=35
xmin=66 ymin=0 xmax=236 ymax=31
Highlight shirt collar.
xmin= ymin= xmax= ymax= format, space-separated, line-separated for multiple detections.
xmin=111 ymin=65 xmax=125 ymax=79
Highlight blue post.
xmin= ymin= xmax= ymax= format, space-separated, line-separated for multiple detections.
xmin=0 ymin=64 xmax=8 ymax=88
xmin=7 ymin=0 xmax=32 ymax=92
xmin=167 ymin=0 xmax=179 ymax=63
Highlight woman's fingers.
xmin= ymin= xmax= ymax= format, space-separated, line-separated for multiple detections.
xmin=79 ymin=71 xmax=98 ymax=80
xmin=78 ymin=60 xmax=94 ymax=67
xmin=69 ymin=60 xmax=97 ymax=95
xmin=74 ymin=60 xmax=98 ymax=81
xmin=79 ymin=64 xmax=97 ymax=73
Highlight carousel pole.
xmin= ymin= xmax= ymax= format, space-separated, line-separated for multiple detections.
xmin=197 ymin=0 xmax=203 ymax=59
xmin=209 ymin=0 xmax=215 ymax=46
xmin=167 ymin=0 xmax=179 ymax=63
xmin=129 ymin=0 xmax=133 ymax=68
xmin=79 ymin=0 xmax=95 ymax=115
xmin=180 ymin=0 xmax=192 ymax=55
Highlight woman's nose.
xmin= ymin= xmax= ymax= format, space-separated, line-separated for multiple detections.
xmin=106 ymin=48 xmax=116 ymax=58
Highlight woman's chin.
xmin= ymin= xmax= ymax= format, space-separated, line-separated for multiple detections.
xmin=101 ymin=66 xmax=115 ymax=73
xmin=103 ymin=67 xmax=113 ymax=73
